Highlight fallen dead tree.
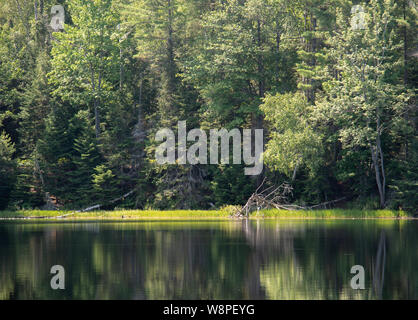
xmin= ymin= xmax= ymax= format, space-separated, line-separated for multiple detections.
xmin=234 ymin=178 xmax=346 ymax=217
xmin=56 ymin=189 xmax=136 ymax=218
xmin=234 ymin=178 xmax=296 ymax=217
xmin=7 ymin=190 xmax=136 ymax=220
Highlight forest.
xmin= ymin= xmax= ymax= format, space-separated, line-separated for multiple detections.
xmin=0 ymin=0 xmax=416 ymax=212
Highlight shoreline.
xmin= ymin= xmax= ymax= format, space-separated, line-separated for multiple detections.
xmin=0 ymin=209 xmax=415 ymax=221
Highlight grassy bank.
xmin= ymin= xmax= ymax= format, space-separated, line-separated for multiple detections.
xmin=0 ymin=209 xmax=231 ymax=220
xmin=0 ymin=208 xmax=412 ymax=220
xmin=258 ymin=208 xmax=411 ymax=219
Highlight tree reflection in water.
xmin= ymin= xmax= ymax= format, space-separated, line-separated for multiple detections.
xmin=0 ymin=220 xmax=416 ymax=300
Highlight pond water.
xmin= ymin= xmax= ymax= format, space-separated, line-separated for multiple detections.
xmin=0 ymin=219 xmax=417 ymax=300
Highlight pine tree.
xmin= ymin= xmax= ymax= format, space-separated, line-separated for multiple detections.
xmin=92 ymin=164 xmax=118 ymax=204
xmin=37 ymin=102 xmax=78 ymax=205
xmin=69 ymin=110 xmax=102 ymax=205
xmin=0 ymin=132 xmax=16 ymax=209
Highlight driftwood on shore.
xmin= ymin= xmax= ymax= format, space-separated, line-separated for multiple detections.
xmin=55 ymin=189 xmax=136 ymax=218
xmin=234 ymin=178 xmax=346 ymax=217
xmin=236 ymin=179 xmax=298 ymax=217
xmin=10 ymin=190 xmax=136 ymax=220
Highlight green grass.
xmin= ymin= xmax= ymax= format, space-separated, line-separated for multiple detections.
xmin=0 ymin=209 xmax=231 ymax=220
xmin=0 ymin=208 xmax=412 ymax=220
xmin=0 ymin=210 xmax=70 ymax=218
xmin=256 ymin=208 xmax=410 ymax=219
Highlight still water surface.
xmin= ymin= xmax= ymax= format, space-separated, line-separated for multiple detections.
xmin=0 ymin=219 xmax=417 ymax=299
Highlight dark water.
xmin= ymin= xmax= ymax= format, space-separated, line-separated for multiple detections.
xmin=0 ymin=219 xmax=417 ymax=300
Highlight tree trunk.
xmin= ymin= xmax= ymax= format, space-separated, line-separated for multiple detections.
xmin=257 ymin=19 xmax=265 ymax=99
xmin=292 ymin=159 xmax=300 ymax=182
xmin=94 ymin=101 xmax=100 ymax=138
xmin=166 ymin=0 xmax=176 ymax=93
xmin=376 ymin=130 xmax=386 ymax=207
xmin=370 ymin=117 xmax=386 ymax=208
xmin=403 ymin=0 xmax=409 ymax=160
xmin=403 ymin=0 xmax=408 ymax=87
xmin=34 ymin=0 xmax=38 ymax=21
xmin=120 ymin=47 xmax=123 ymax=90
xmin=309 ymin=16 xmax=317 ymax=104
xmin=275 ymin=29 xmax=281 ymax=84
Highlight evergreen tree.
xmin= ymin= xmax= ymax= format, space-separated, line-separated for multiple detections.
xmin=37 ymin=102 xmax=78 ymax=205
xmin=0 ymin=132 xmax=16 ymax=209
xmin=69 ymin=110 xmax=102 ymax=205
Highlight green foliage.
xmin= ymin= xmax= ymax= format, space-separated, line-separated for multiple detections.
xmin=92 ymin=164 xmax=118 ymax=202
xmin=8 ymin=158 xmax=44 ymax=209
xmin=69 ymin=110 xmax=102 ymax=204
xmin=210 ymin=165 xmax=255 ymax=207
xmin=182 ymin=0 xmax=297 ymax=126
xmin=0 ymin=0 xmax=416 ymax=212
xmin=389 ymin=137 xmax=418 ymax=213
xmin=0 ymin=132 xmax=16 ymax=209
xmin=314 ymin=0 xmax=415 ymax=208
xmin=261 ymin=92 xmax=323 ymax=179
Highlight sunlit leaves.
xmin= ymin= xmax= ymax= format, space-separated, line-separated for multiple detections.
xmin=261 ymin=92 xmax=323 ymax=178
